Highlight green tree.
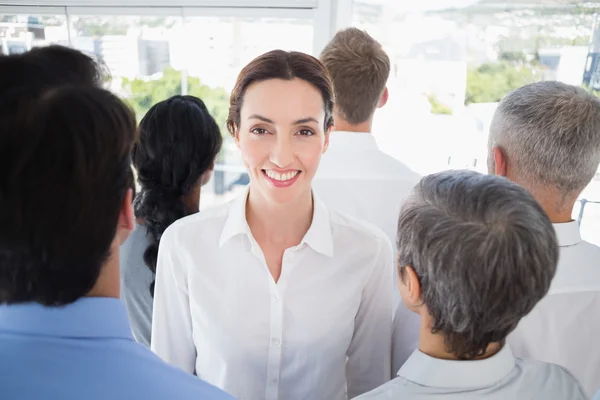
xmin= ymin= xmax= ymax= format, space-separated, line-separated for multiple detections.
xmin=465 ymin=61 xmax=538 ymax=104
xmin=120 ymin=67 xmax=230 ymax=131
xmin=74 ymin=19 xmax=128 ymax=36
xmin=427 ymin=94 xmax=453 ymax=115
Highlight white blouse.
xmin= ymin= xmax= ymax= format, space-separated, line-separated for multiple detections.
xmin=151 ymin=192 xmax=393 ymax=400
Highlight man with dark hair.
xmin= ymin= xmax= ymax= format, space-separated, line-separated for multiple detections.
xmin=0 ymin=44 xmax=106 ymax=92
xmin=314 ymin=27 xmax=421 ymax=373
xmin=0 ymin=50 xmax=232 ymax=399
xmin=356 ymin=170 xmax=586 ymax=399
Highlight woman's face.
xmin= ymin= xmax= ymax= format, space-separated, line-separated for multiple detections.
xmin=234 ymin=78 xmax=329 ymax=206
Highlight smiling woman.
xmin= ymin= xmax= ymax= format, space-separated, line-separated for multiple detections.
xmin=236 ymin=77 xmax=329 ymax=204
xmin=151 ymin=50 xmax=394 ymax=400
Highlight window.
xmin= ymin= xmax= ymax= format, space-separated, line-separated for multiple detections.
xmin=351 ymin=0 xmax=599 ymax=175
xmin=0 ymin=14 xmax=67 ymax=54
xmin=1 ymin=7 xmax=314 ymax=209
xmin=576 ymin=199 xmax=600 ymax=247
xmin=70 ymin=15 xmax=184 ymax=120
xmin=352 ymin=0 xmax=600 ymax=242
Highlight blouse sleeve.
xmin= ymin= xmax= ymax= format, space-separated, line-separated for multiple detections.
xmin=150 ymin=225 xmax=197 ymax=374
xmin=346 ymin=235 xmax=394 ymax=398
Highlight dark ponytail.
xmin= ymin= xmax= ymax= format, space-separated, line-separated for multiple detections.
xmin=132 ymin=95 xmax=222 ymax=295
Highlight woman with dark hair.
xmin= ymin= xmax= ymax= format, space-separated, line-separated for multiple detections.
xmin=151 ymin=51 xmax=393 ymax=400
xmin=120 ymin=95 xmax=222 ymax=348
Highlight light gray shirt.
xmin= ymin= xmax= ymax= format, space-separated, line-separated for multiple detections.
xmin=120 ymin=223 xmax=154 ymax=347
xmin=355 ymin=345 xmax=587 ymax=400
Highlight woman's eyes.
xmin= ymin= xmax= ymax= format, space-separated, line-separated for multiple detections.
xmin=250 ymin=127 xmax=315 ymax=136
xmin=251 ymin=128 xmax=269 ymax=135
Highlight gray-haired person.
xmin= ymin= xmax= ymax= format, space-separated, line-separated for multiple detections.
xmin=356 ymin=170 xmax=586 ymax=400
xmin=488 ymin=81 xmax=600 ymax=397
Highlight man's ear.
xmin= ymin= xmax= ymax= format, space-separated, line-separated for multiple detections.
xmin=117 ymin=188 xmax=135 ymax=245
xmin=493 ymin=146 xmax=508 ymax=177
xmin=398 ymin=264 xmax=423 ymax=314
xmin=403 ymin=265 xmax=422 ymax=305
xmin=377 ymin=87 xmax=389 ymax=109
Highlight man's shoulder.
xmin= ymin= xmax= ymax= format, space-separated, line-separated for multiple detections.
xmin=141 ymin=361 xmax=233 ymax=399
xmin=352 ymin=377 xmax=403 ymax=399
xmin=514 ymin=358 xmax=587 ymax=399
xmin=0 ymin=336 xmax=234 ymax=400
xmin=317 ymin=143 xmax=421 ymax=182
xmin=328 ymin=207 xmax=391 ymax=249
xmin=95 ymin=343 xmax=234 ymax=399
xmin=578 ymin=239 xmax=600 ymax=256
xmin=551 ymin=240 xmax=600 ymax=293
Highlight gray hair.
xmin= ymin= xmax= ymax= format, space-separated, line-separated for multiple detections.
xmin=397 ymin=170 xmax=558 ymax=359
xmin=488 ymin=81 xmax=600 ymax=196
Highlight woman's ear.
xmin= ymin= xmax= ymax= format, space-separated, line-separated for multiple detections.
xmin=323 ymin=127 xmax=330 ymax=154
xmin=233 ymin=124 xmax=241 ymax=148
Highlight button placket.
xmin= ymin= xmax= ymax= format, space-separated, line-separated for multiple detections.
xmin=265 ymin=283 xmax=283 ymax=400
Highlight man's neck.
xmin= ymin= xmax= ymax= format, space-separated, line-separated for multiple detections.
xmin=86 ymin=240 xmax=121 ymax=299
xmin=418 ymin=312 xmax=502 ymax=361
xmin=332 ymin=113 xmax=373 ymax=134
xmin=522 ymin=184 xmax=576 ymax=224
xmin=537 ymin=195 xmax=575 ymax=224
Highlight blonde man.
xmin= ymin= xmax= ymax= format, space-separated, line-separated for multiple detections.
xmin=314 ymin=27 xmax=421 ymax=376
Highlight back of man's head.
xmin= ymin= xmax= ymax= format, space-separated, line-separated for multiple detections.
xmin=488 ymin=81 xmax=600 ymax=199
xmin=0 ymin=45 xmax=105 ymax=94
xmin=0 ymin=85 xmax=137 ymax=306
xmin=397 ymin=170 xmax=558 ymax=359
xmin=320 ymin=27 xmax=390 ymax=125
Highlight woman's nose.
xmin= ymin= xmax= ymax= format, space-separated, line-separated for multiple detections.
xmin=270 ymin=136 xmax=294 ymax=167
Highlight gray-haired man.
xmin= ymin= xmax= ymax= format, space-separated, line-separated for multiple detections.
xmin=357 ymin=170 xmax=586 ymax=399
xmin=488 ymin=81 xmax=600 ymax=397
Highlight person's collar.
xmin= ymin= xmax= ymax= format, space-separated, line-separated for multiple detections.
xmin=219 ymin=189 xmax=334 ymax=257
xmin=327 ymin=131 xmax=379 ymax=152
xmin=553 ymin=221 xmax=582 ymax=247
xmin=0 ymin=297 xmax=133 ymax=340
xmin=219 ymin=189 xmax=252 ymax=247
xmin=398 ymin=345 xmax=516 ymax=389
xmin=301 ymin=193 xmax=334 ymax=257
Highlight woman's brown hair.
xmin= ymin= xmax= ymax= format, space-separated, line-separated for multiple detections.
xmin=226 ymin=50 xmax=335 ymax=136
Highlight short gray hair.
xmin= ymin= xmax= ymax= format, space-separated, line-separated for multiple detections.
xmin=488 ymin=81 xmax=600 ymax=196
xmin=397 ymin=170 xmax=558 ymax=359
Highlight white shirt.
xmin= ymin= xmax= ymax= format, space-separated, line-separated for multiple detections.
xmin=508 ymin=221 xmax=600 ymax=397
xmin=312 ymin=131 xmax=422 ymax=374
xmin=355 ymin=345 xmax=587 ymax=399
xmin=151 ymin=191 xmax=393 ymax=400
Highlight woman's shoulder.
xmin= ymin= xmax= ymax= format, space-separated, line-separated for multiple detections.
xmin=161 ymin=200 xmax=235 ymax=246
xmin=121 ymin=224 xmax=151 ymax=259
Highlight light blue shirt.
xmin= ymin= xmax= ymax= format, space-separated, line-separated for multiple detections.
xmin=355 ymin=345 xmax=587 ymax=400
xmin=0 ymin=297 xmax=234 ymax=400
xmin=593 ymin=390 xmax=600 ymax=400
